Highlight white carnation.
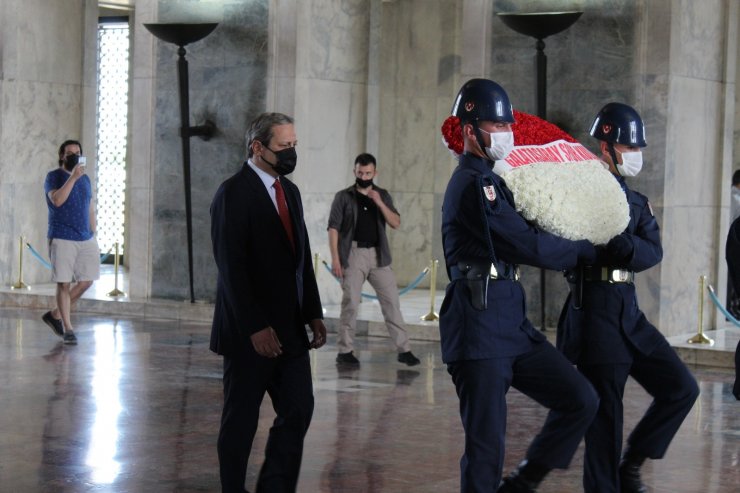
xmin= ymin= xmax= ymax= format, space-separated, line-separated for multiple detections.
xmin=503 ymin=160 xmax=630 ymax=245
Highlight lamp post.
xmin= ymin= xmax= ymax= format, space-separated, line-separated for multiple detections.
xmin=144 ymin=23 xmax=218 ymax=303
xmin=497 ymin=11 xmax=582 ymax=330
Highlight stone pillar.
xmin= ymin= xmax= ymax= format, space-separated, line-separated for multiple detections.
xmin=654 ymin=0 xmax=738 ymax=336
xmin=128 ymin=0 xmax=158 ymax=300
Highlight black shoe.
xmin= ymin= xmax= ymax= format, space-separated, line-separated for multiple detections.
xmin=397 ymin=351 xmax=421 ymax=366
xmin=336 ymin=351 xmax=360 ymax=365
xmin=497 ymin=475 xmax=536 ymax=493
xmin=42 ymin=311 xmax=64 ymax=337
xmin=497 ymin=460 xmax=549 ymax=493
xmin=63 ymin=332 xmax=78 ymax=345
xmin=619 ymin=460 xmax=648 ymax=493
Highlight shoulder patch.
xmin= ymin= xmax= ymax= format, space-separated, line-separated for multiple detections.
xmin=647 ymin=201 xmax=654 ymax=216
xmin=483 ymin=185 xmax=496 ymax=202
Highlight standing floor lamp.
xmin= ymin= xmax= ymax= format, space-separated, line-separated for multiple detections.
xmin=144 ymin=22 xmax=218 ymax=303
xmin=497 ymin=11 xmax=583 ymax=330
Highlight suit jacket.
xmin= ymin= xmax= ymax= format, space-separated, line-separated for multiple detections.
xmin=210 ymin=162 xmax=323 ymax=357
xmin=557 ymin=177 xmax=665 ymax=364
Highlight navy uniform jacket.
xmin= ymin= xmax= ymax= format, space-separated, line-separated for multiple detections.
xmin=439 ymin=153 xmax=595 ymax=363
xmin=557 ymin=176 xmax=664 ymax=364
xmin=210 ymin=163 xmax=323 ymax=357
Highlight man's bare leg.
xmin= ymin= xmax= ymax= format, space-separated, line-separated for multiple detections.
xmin=52 ymin=280 xmax=93 ymax=333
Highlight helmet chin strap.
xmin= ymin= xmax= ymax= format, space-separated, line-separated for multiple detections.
xmin=607 ymin=142 xmax=622 ymax=176
xmin=473 ymin=123 xmax=495 ymax=168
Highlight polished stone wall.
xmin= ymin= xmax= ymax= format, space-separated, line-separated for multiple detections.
xmin=0 ymin=0 xmax=97 ymax=287
xmin=147 ymin=0 xmax=269 ymax=300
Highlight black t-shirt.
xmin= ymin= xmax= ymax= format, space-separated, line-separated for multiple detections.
xmin=353 ymin=191 xmax=379 ymax=245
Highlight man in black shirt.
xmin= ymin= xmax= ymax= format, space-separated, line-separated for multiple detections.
xmin=328 ymin=153 xmax=420 ymax=367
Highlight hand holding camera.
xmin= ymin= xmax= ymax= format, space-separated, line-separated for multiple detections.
xmin=64 ymin=154 xmax=87 ymax=178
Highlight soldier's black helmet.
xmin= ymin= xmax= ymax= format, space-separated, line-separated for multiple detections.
xmin=452 ymin=78 xmax=515 ymax=124
xmin=589 ymin=102 xmax=647 ymax=147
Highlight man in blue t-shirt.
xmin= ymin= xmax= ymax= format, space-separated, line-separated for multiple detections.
xmin=42 ymin=140 xmax=99 ymax=345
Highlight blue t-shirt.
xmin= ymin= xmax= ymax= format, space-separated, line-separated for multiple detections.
xmin=44 ymin=168 xmax=94 ymax=241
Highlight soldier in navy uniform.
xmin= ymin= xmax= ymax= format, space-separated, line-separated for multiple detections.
xmin=557 ymin=103 xmax=700 ymax=493
xmin=440 ymin=78 xmax=601 ymax=493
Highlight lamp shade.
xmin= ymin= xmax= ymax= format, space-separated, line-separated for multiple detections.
xmin=143 ymin=23 xmax=218 ymax=46
xmin=497 ymin=12 xmax=582 ymax=40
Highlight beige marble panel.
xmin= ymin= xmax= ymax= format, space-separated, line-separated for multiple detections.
xmin=389 ymin=96 xmax=438 ymax=194
xmin=127 ymin=0 xmax=157 ymax=300
xmin=670 ymin=0 xmax=726 ymax=82
xmin=638 ymin=0 xmax=672 ymax=77
xmin=291 ymin=78 xmax=367 ymax=195
xmin=3 ymin=80 xmax=81 ymax=183
xmin=11 ymin=0 xmax=83 ymax=84
xmin=390 ymin=0 xmax=444 ymax=98
xmin=664 ymin=77 xmax=724 ymax=208
xmin=388 ymin=191 xmax=435 ymax=286
xmin=659 ymin=204 xmax=719 ymax=337
xmin=0 ymin=181 xmax=51 ymax=285
xmin=300 ymin=191 xmax=343 ymax=306
xmin=296 ymin=0 xmax=369 ymax=84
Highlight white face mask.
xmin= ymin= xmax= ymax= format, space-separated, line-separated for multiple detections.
xmin=481 ymin=129 xmax=514 ymax=161
xmin=616 ymin=150 xmax=643 ymax=177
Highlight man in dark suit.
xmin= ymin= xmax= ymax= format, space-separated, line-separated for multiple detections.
xmin=210 ymin=112 xmax=327 ymax=493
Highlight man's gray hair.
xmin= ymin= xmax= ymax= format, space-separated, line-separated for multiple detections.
xmin=246 ymin=112 xmax=294 ymax=158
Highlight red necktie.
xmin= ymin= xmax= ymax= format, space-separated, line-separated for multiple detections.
xmin=273 ymin=178 xmax=295 ymax=251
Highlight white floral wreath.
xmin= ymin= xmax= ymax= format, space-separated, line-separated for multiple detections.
xmin=441 ymin=114 xmax=629 ymax=245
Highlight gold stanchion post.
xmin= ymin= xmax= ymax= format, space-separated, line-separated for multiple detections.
xmin=687 ymin=275 xmax=713 ymax=345
xmin=107 ymin=242 xmax=126 ymax=297
xmin=313 ymin=253 xmax=320 ymax=276
xmin=420 ymin=259 xmax=439 ymax=321
xmin=11 ymin=235 xmax=30 ymax=290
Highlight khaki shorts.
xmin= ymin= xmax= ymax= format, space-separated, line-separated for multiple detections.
xmin=49 ymin=238 xmax=100 ymax=283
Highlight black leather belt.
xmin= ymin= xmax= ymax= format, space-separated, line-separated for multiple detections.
xmin=582 ymin=266 xmax=634 ymax=284
xmin=355 ymin=241 xmax=377 ymax=248
xmin=450 ymin=261 xmax=520 ymax=281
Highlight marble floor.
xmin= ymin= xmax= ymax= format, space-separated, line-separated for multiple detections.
xmin=0 ymin=305 xmax=738 ymax=493
xmin=2 ymin=266 xmax=739 ymax=491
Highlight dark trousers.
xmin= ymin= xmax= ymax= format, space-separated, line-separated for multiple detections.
xmin=578 ymin=339 xmax=699 ymax=493
xmin=448 ymin=341 xmax=599 ymax=493
xmin=218 ymin=350 xmax=314 ymax=493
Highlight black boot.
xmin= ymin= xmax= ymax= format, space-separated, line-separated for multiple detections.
xmin=497 ymin=460 xmax=550 ymax=493
xmin=619 ymin=452 xmax=648 ymax=493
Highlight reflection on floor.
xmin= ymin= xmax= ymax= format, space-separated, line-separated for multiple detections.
xmin=0 ymin=307 xmax=738 ymax=493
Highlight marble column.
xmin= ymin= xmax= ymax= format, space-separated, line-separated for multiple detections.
xmin=655 ymin=0 xmax=738 ymax=336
